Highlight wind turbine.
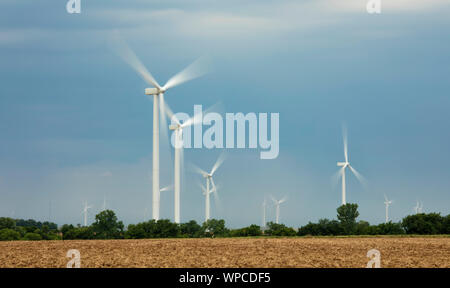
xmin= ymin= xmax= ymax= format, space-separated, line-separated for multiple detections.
xmin=335 ymin=126 xmax=365 ymax=205
xmin=271 ymin=196 xmax=286 ymax=224
xmin=262 ymin=198 xmax=267 ymax=229
xmin=82 ymin=201 xmax=92 ymax=227
xmin=413 ymin=201 xmax=423 ymax=214
xmin=165 ymin=104 xmax=202 ymax=224
xmin=384 ymin=194 xmax=393 ymax=223
xmin=102 ymin=193 xmax=107 ymax=211
xmin=194 ymin=154 xmax=225 ymax=222
xmin=114 ymin=35 xmax=210 ymax=221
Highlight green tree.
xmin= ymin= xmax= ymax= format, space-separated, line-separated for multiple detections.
xmin=202 ymin=219 xmax=229 ymax=237
xmin=125 ymin=223 xmax=146 ymax=239
xmin=337 ymin=203 xmax=359 ymax=235
xmin=443 ymin=215 xmax=450 ymax=234
xmin=154 ymin=219 xmax=179 ymax=238
xmin=402 ymin=213 xmax=444 ymax=234
xmin=376 ymin=222 xmax=405 ymax=235
xmin=23 ymin=232 xmax=42 ymax=241
xmin=92 ymin=210 xmax=124 ymax=239
xmin=0 ymin=228 xmax=20 ymax=241
xmin=265 ymin=222 xmax=296 ymax=236
xmin=179 ymin=220 xmax=202 ymax=238
xmin=230 ymin=225 xmax=262 ymax=237
xmin=0 ymin=217 xmax=16 ymax=230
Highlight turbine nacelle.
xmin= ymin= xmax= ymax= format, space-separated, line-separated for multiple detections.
xmin=169 ymin=124 xmax=181 ymax=131
xmin=145 ymin=87 xmax=165 ymax=95
xmin=337 ymin=161 xmax=349 ymax=167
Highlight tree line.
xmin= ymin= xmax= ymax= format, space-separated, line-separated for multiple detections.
xmin=1 ymin=204 xmax=449 ymax=241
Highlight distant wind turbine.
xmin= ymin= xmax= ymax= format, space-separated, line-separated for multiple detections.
xmin=413 ymin=201 xmax=423 ymax=214
xmin=271 ymin=196 xmax=287 ymax=224
xmin=384 ymin=194 xmax=393 ymax=223
xmin=113 ymin=34 xmax=210 ymax=221
xmin=262 ymin=198 xmax=267 ymax=229
xmin=194 ymin=154 xmax=225 ymax=222
xmin=82 ymin=201 xmax=92 ymax=227
xmin=335 ymin=126 xmax=366 ymax=205
xmin=102 ymin=193 xmax=107 ymax=211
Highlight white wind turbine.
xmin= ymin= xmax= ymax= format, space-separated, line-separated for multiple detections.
xmin=164 ymin=104 xmax=203 ymax=224
xmin=194 ymin=154 xmax=225 ymax=222
xmin=102 ymin=193 xmax=107 ymax=211
xmin=413 ymin=201 xmax=423 ymax=214
xmin=114 ymin=36 xmax=210 ymax=221
xmin=82 ymin=201 xmax=92 ymax=227
xmin=262 ymin=198 xmax=267 ymax=229
xmin=335 ymin=127 xmax=366 ymax=205
xmin=271 ymin=196 xmax=287 ymax=224
xmin=384 ymin=194 xmax=393 ymax=223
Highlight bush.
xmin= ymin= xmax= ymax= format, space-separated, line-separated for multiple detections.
xmin=0 ymin=218 xmax=16 ymax=230
xmin=230 ymin=225 xmax=262 ymax=237
xmin=298 ymin=219 xmax=342 ymax=236
xmin=202 ymin=219 xmax=229 ymax=237
xmin=125 ymin=219 xmax=180 ymax=239
xmin=23 ymin=232 xmax=42 ymax=241
xmin=0 ymin=228 xmax=21 ymax=241
xmin=179 ymin=220 xmax=202 ymax=238
xmin=376 ymin=222 xmax=405 ymax=235
xmin=443 ymin=215 xmax=450 ymax=234
xmin=402 ymin=213 xmax=444 ymax=234
xmin=265 ymin=222 xmax=296 ymax=236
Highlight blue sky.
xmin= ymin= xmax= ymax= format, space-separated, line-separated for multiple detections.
xmin=0 ymin=0 xmax=449 ymax=228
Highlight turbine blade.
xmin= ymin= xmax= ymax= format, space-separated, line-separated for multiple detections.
xmin=180 ymin=102 xmax=222 ymax=129
xmin=331 ymin=167 xmax=345 ymax=189
xmin=210 ymin=177 xmax=217 ymax=193
xmin=349 ymin=165 xmax=368 ymax=190
xmin=384 ymin=194 xmax=388 ymax=202
xmin=111 ymin=33 xmax=160 ymax=88
xmin=190 ymin=163 xmax=208 ymax=177
xmin=270 ymin=195 xmax=277 ymax=204
xmin=343 ymin=125 xmax=348 ymax=163
xmin=199 ymin=182 xmax=207 ymax=194
xmin=160 ymin=184 xmax=173 ymax=192
xmin=163 ymin=56 xmax=211 ymax=90
xmin=210 ymin=152 xmax=226 ymax=176
xmin=163 ymin=97 xmax=180 ymax=125
xmin=279 ymin=196 xmax=287 ymax=204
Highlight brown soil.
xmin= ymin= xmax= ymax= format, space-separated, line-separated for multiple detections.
xmin=0 ymin=237 xmax=448 ymax=268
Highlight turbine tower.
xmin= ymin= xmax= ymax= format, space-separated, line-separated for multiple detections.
xmin=384 ymin=194 xmax=393 ymax=223
xmin=194 ymin=154 xmax=225 ymax=222
xmin=166 ymin=104 xmax=201 ymax=223
xmin=115 ymin=37 xmax=209 ymax=221
xmin=102 ymin=193 xmax=107 ymax=211
xmin=262 ymin=198 xmax=267 ymax=229
xmin=82 ymin=201 xmax=92 ymax=227
xmin=336 ymin=126 xmax=365 ymax=205
xmin=271 ymin=196 xmax=286 ymax=224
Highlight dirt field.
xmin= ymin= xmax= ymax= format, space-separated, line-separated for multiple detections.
xmin=0 ymin=237 xmax=449 ymax=268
